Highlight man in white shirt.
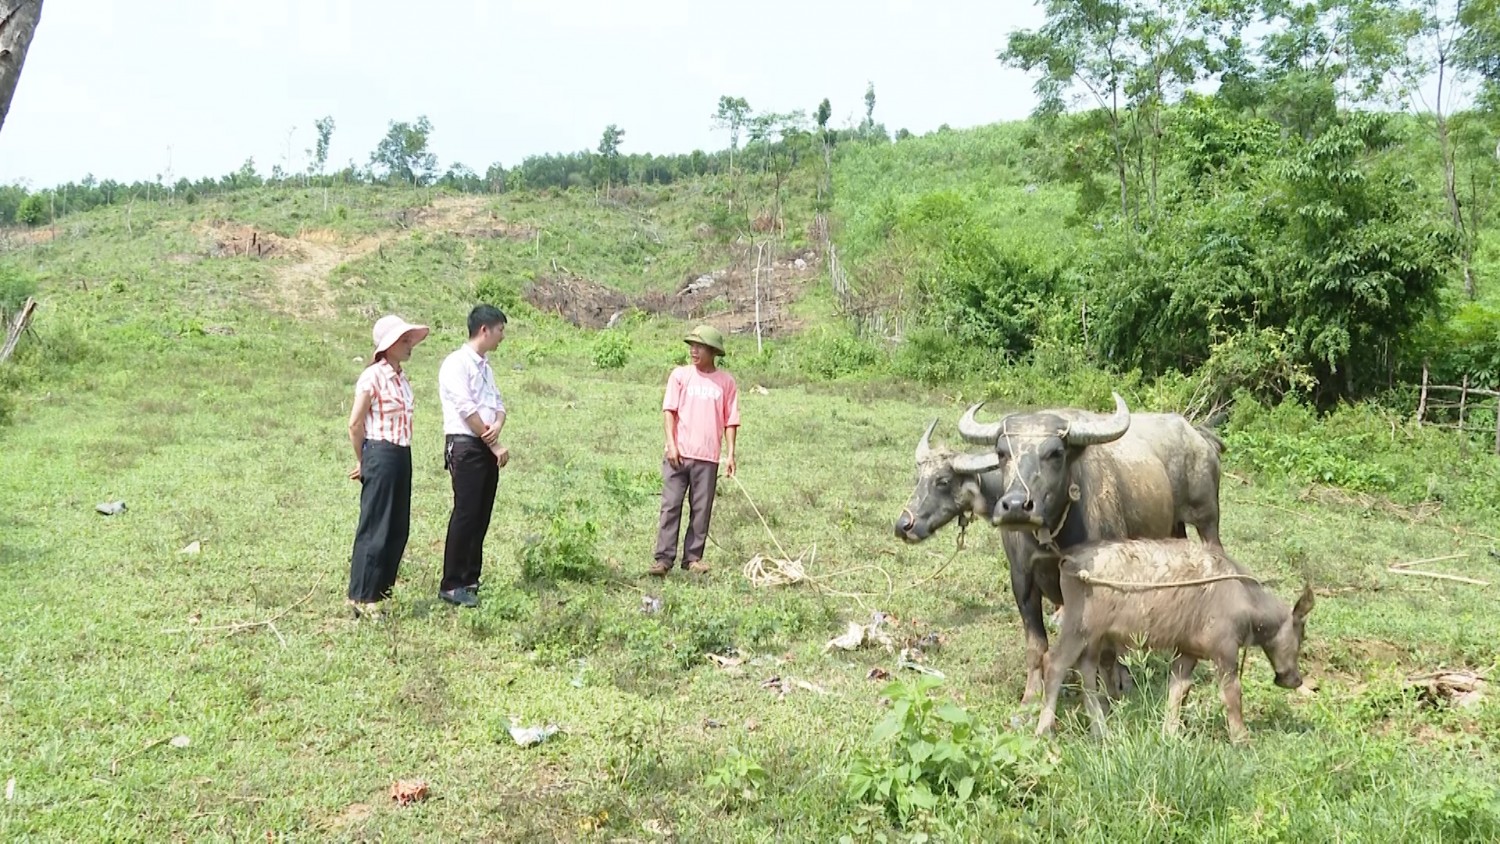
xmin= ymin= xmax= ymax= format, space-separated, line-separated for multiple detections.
xmin=436 ymin=305 xmax=509 ymax=607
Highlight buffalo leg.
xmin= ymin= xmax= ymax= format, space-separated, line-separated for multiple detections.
xmin=1195 ymin=516 xmax=1222 ymax=549
xmin=1035 ymin=627 xmax=1088 ymax=736
xmin=1163 ymin=655 xmax=1197 ymax=736
xmin=1078 ymin=648 xmax=1109 ymax=738
xmin=1013 ymin=569 xmax=1049 ymax=705
xmin=1214 ymin=653 xmax=1248 ymax=743
xmin=1099 ymin=647 xmax=1134 ymax=701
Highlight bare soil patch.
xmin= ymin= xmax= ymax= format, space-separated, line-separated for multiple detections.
xmin=0 ymin=227 xmax=57 ymax=249
xmin=525 ymin=245 xmax=822 ymax=335
xmin=392 ymin=195 xmax=536 ymax=241
xmin=198 ymin=222 xmax=381 ymax=320
xmin=203 ymin=223 xmax=304 ymax=260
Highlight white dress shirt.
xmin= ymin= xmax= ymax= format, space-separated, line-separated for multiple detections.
xmin=438 ymin=345 xmax=505 ymax=436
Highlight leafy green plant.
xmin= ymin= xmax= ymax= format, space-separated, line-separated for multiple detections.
xmin=592 ymin=331 xmax=632 ymax=370
xmin=601 ymin=466 xmax=657 ymax=509
xmin=518 ymin=504 xmax=606 ymax=583
xmin=1422 ymin=777 xmax=1500 ymax=842
xmin=0 ymin=265 xmax=37 ymax=319
xmin=704 ymin=747 xmax=768 ymax=806
xmin=796 ymin=327 xmax=887 ymax=380
xmin=17 ymin=194 xmax=46 ymax=227
xmin=847 ymin=677 xmax=1052 ymax=826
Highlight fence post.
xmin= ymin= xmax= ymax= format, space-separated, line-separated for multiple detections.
xmin=1458 ymin=374 xmax=1469 ymax=433
xmin=1416 ymin=361 xmax=1429 ymax=427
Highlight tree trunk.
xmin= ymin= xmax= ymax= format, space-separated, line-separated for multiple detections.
xmin=1435 ymin=56 xmax=1473 ymax=299
xmin=0 ymin=0 xmax=43 ymax=135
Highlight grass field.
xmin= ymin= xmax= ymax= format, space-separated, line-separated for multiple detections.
xmin=3 ymin=184 xmax=1500 ymax=842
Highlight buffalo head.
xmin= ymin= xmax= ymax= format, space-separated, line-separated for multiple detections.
xmin=955 ymin=393 xmax=1132 ymax=530
xmin=1266 ymin=585 xmax=1315 ymax=689
xmin=894 ymin=419 xmax=1001 ymax=542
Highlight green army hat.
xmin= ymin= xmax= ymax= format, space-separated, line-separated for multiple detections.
xmin=684 ymin=324 xmax=727 ymax=356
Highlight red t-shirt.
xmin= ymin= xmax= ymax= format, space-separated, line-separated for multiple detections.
xmin=662 ymin=365 xmax=739 ymax=463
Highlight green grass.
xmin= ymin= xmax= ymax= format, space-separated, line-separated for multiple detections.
xmin=4 ymin=183 xmax=1500 ymax=841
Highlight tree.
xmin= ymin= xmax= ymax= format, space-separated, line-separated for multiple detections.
xmin=1395 ymin=0 xmax=1485 ymax=298
xmin=485 ymin=162 xmax=506 ymax=194
xmin=16 ymin=191 xmax=43 ymax=226
xmin=863 ymin=83 xmax=878 ymax=133
xmin=370 ymin=116 xmax=438 ymax=186
xmin=1001 ymin=0 xmax=1241 ymax=226
xmin=308 ymin=116 xmax=335 ymax=179
xmin=816 ymin=98 xmax=833 ymax=202
xmin=307 ymin=115 xmax=335 ymax=210
xmin=711 ymin=95 xmax=752 ymax=172
xmin=1456 ymin=0 xmax=1500 ymax=102
xmin=597 ymin=124 xmax=625 ymax=196
xmin=1002 ymin=1 xmax=1135 ymax=220
xmin=0 ymin=0 xmax=43 ymax=135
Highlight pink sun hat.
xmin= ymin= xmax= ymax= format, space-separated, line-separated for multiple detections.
xmin=370 ymin=314 xmax=429 ymax=364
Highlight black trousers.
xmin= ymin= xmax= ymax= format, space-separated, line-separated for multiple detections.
xmin=654 ymin=458 xmax=719 ymax=566
xmin=348 ymin=440 xmax=412 ymax=603
xmin=442 ymin=434 xmax=499 ymax=592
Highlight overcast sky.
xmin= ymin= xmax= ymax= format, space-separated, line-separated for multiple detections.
xmin=0 ymin=0 xmax=1048 ymax=186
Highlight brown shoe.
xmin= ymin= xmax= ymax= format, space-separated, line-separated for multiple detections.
xmin=684 ymin=560 xmax=710 ymax=574
xmin=648 ymin=561 xmax=673 ymax=577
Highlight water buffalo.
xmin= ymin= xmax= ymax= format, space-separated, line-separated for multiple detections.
xmin=1035 ymin=538 xmax=1313 ymax=742
xmin=894 ymin=393 xmax=1225 ymax=704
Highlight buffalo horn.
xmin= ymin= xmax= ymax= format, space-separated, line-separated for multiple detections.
xmin=1064 ymin=392 xmax=1131 ymax=446
xmin=956 ymin=403 xmax=1003 ymax=444
xmin=915 ymin=419 xmax=938 ymax=463
xmin=951 ymin=451 xmax=1001 ymax=474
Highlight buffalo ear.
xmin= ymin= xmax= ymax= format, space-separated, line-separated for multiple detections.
xmin=1293 ymin=584 xmax=1315 ymax=621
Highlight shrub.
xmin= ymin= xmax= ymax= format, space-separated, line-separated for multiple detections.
xmin=591 ymin=331 xmax=631 ymax=370
xmin=474 ymin=274 xmax=528 ymax=315
xmin=1422 ymin=777 xmax=1500 ymax=842
xmin=518 ymin=504 xmax=606 ymax=583
xmin=796 ymin=327 xmax=887 ymax=380
xmin=16 ymin=194 xmax=45 ymax=227
xmin=0 ymin=265 xmax=36 ymax=320
xmin=846 ymin=677 xmax=1053 ymax=827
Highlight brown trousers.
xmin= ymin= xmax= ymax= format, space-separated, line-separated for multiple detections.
xmin=654 ymin=458 xmax=718 ymax=566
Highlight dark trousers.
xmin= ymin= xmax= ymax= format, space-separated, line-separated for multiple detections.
xmin=442 ymin=434 xmax=499 ymax=592
xmin=654 ymin=458 xmax=719 ymax=566
xmin=348 ymin=440 xmax=412 ymax=602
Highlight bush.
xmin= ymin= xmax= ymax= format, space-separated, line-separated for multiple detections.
xmin=847 ymin=677 xmax=1053 ymax=827
xmin=1225 ymin=393 xmax=1397 ymax=492
xmin=16 ymin=194 xmax=46 ymax=227
xmin=891 ymin=327 xmax=992 ymax=385
xmin=591 ymin=331 xmax=631 ymax=370
xmin=0 ymin=265 xmax=37 ymax=319
xmin=796 ymin=327 xmax=887 ymax=380
xmin=518 ymin=504 xmax=606 ymax=583
xmin=474 ymin=274 xmax=529 ymax=315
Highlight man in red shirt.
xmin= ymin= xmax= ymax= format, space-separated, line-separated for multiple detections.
xmin=650 ymin=325 xmax=739 ymax=577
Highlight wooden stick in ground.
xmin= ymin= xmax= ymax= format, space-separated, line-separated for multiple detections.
xmin=1388 ymin=567 xmax=1489 ymax=586
xmin=1389 ymin=553 xmax=1469 ymax=570
xmin=163 ymin=572 xmax=325 ymax=637
xmin=110 ymin=737 xmax=170 ymax=776
xmin=0 ymin=297 xmax=38 ymax=363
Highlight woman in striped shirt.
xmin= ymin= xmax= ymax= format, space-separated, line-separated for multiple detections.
xmin=346 ymin=314 xmax=429 ymax=618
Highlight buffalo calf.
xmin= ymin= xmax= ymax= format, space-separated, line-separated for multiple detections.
xmin=1035 ymin=538 xmax=1313 ymax=742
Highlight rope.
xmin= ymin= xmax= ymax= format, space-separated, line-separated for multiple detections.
xmin=730 ymin=474 xmax=893 ymax=607
xmin=1067 ymin=569 xmax=1263 ymax=590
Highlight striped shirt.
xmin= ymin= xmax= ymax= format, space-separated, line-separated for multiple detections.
xmin=355 ymin=361 xmax=415 ymax=446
